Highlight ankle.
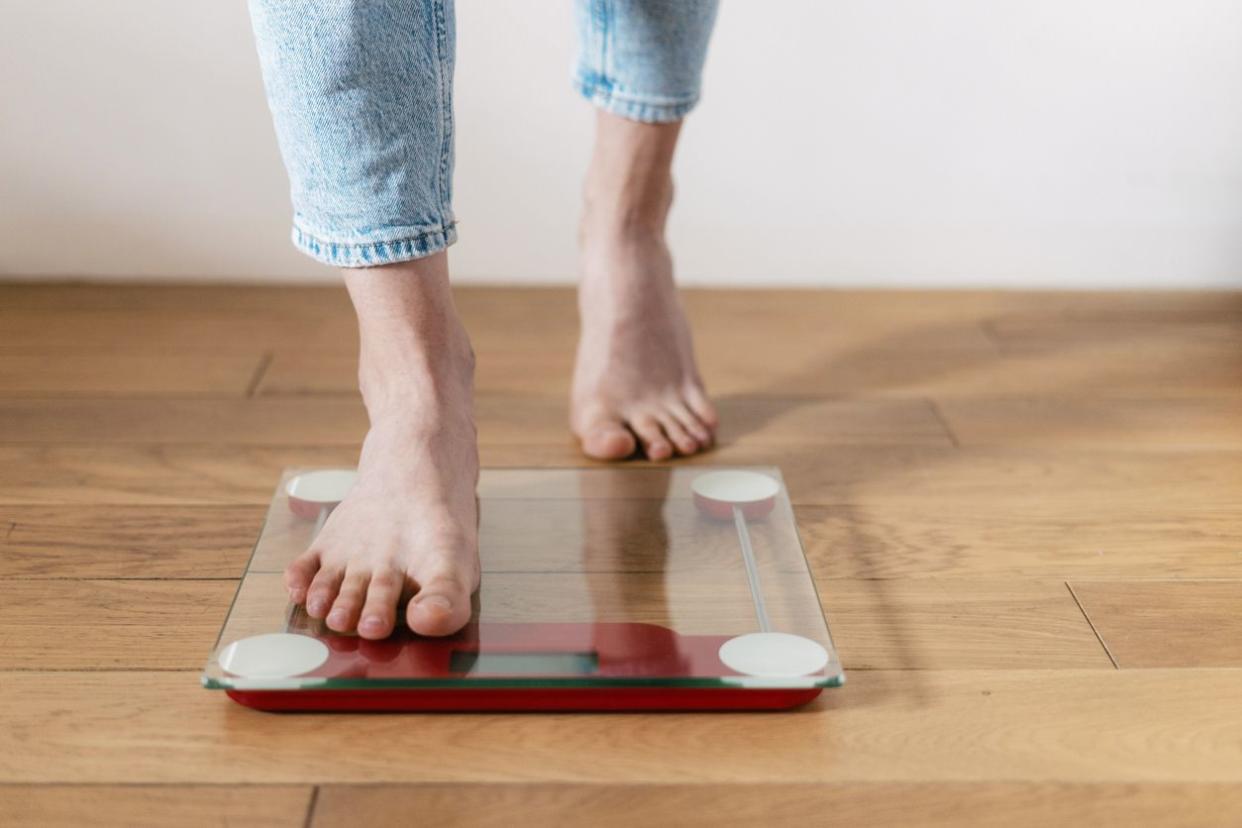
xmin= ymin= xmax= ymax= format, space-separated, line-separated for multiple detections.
xmin=581 ymin=173 xmax=673 ymax=238
xmin=577 ymin=202 xmax=678 ymax=312
xmin=344 ymin=256 xmax=476 ymax=419
xmin=582 ymin=110 xmax=680 ymax=234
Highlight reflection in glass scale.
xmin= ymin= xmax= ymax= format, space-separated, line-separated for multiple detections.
xmin=204 ymin=467 xmax=843 ymax=711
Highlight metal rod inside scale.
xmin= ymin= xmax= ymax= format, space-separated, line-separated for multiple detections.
xmin=732 ymin=504 xmax=772 ymax=633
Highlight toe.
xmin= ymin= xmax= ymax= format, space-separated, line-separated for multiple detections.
xmin=284 ymin=549 xmax=320 ymax=604
xmin=631 ymin=414 xmax=673 ymax=461
xmin=357 ymin=568 xmax=404 ymax=640
xmin=684 ymin=385 xmax=719 ymax=432
xmin=406 ymin=572 xmax=473 ymax=637
xmin=658 ymin=412 xmax=700 ymax=456
xmin=326 ymin=569 xmax=369 ymax=632
xmin=305 ymin=565 xmax=345 ymax=619
xmin=668 ymin=400 xmax=713 ymax=448
xmin=579 ymin=418 xmax=638 ymax=460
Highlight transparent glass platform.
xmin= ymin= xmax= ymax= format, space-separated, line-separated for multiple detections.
xmin=203 ymin=467 xmax=843 ymax=710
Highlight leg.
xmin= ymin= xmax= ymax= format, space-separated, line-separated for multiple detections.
xmin=303 ymin=258 xmax=479 ymax=639
xmin=571 ymin=0 xmax=720 ymax=460
xmin=248 ymin=0 xmax=457 ymax=265
xmin=249 ymin=0 xmax=478 ymax=638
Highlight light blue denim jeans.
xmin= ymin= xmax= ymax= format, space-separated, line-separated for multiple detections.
xmin=248 ymin=0 xmax=719 ymax=268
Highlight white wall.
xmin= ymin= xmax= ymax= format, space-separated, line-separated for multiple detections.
xmin=2 ymin=1 xmax=1241 ymax=287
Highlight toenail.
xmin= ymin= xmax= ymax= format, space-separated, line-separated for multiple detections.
xmin=420 ymin=595 xmax=451 ymax=612
xmin=360 ymin=615 xmax=384 ymax=631
xmin=307 ymin=599 xmax=325 ymax=615
xmin=327 ymin=609 xmax=347 ymax=626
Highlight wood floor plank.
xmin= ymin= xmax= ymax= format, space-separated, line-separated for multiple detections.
xmin=1070 ymin=581 xmax=1242 ymax=668
xmin=0 ymin=784 xmax=311 ymax=828
xmin=2 ymin=445 xmax=1238 ymax=513
xmin=0 ymin=444 xmax=358 ymax=505
xmin=4 ymin=284 xmax=1233 ymax=358
xmin=311 ymin=782 xmax=1242 ymax=828
xmin=937 ymin=396 xmax=1242 ymax=448
xmin=1 ymin=572 xmax=1105 ymax=671
xmin=0 ymin=284 xmax=1224 ymax=371
xmin=700 ymin=339 xmax=1242 ymax=399
xmin=262 ymin=338 xmax=1242 ymax=400
xmin=681 ymin=290 xmax=1239 ymax=354
xmin=984 ymin=304 xmax=1242 ymax=353
xmin=0 ymin=396 xmax=952 ymax=447
xmin=0 ymin=351 xmax=264 ymax=396
xmin=0 ymin=580 xmax=236 ymax=669
xmin=0 ymin=505 xmax=264 ymax=578
xmin=0 ymin=308 xmax=358 ymax=352
xmin=0 ymin=444 xmax=1232 ymax=648
xmin=798 ymin=503 xmax=1242 ymax=579
xmin=0 ymin=398 xmax=372 ymax=445
xmin=744 ymin=445 xmax=1242 ymax=514
xmin=825 ymin=580 xmax=1110 ymax=669
xmin=3 ymin=669 xmax=1241 ymax=783
xmin=4 ymin=283 xmax=1233 ymax=317
xmin=0 ymin=281 xmax=353 ymax=312
xmin=0 ymin=289 xmax=993 ymax=354
xmin=258 ymin=322 xmax=999 ymax=399
xmin=260 ymin=350 xmax=570 ymax=396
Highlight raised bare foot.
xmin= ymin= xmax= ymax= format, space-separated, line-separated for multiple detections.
xmin=571 ymin=113 xmax=717 ymax=461
xmin=284 ymin=257 xmax=481 ymax=639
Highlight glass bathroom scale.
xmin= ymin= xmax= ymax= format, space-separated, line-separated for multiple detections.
xmin=202 ymin=466 xmax=843 ymax=712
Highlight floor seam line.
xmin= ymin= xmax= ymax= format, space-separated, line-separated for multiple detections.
xmin=1066 ymin=582 xmax=1119 ymax=669
xmin=303 ymin=785 xmax=320 ymax=828
xmin=925 ymin=398 xmax=961 ymax=448
xmin=245 ymin=351 xmax=274 ymax=398
xmin=3 ymin=576 xmax=240 ymax=581
xmin=977 ymin=317 xmax=1007 ymax=352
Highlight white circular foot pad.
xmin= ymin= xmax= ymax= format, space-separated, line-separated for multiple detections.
xmin=718 ymin=632 xmax=830 ymax=678
xmin=218 ymin=633 xmax=329 ymax=679
xmin=286 ymin=469 xmax=357 ymax=505
xmin=691 ymin=470 xmax=780 ymax=507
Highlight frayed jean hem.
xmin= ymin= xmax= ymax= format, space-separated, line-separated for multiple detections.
xmin=291 ymin=222 xmax=457 ymax=268
xmin=575 ymin=76 xmax=699 ymax=123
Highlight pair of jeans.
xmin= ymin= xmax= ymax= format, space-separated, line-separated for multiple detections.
xmin=248 ymin=0 xmax=719 ymax=268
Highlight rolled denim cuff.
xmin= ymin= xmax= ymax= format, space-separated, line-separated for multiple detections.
xmin=291 ymin=220 xmax=457 ymax=268
xmin=574 ymin=72 xmax=700 ymax=123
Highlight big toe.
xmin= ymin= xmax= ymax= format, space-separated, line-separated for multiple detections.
xmin=406 ymin=575 xmax=473 ymax=637
xmin=580 ymin=420 xmax=638 ymax=461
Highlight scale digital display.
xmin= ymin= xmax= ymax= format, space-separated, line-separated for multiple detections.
xmin=450 ymin=650 xmax=599 ymax=676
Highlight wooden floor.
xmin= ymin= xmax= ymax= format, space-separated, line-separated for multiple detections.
xmin=1 ymin=283 xmax=1241 ymax=827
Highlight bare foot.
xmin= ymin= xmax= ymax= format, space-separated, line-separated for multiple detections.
xmin=284 ymin=256 xmax=481 ymax=639
xmin=571 ymin=113 xmax=717 ymax=461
